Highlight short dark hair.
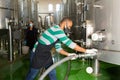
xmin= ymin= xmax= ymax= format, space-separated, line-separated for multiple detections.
xmin=60 ymin=17 xmax=72 ymax=23
xmin=29 ymin=20 xmax=34 ymax=23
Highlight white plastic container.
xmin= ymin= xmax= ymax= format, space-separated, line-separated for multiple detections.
xmin=22 ymin=46 xmax=29 ymax=54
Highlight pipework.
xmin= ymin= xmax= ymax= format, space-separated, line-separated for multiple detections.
xmin=39 ymin=53 xmax=99 ymax=80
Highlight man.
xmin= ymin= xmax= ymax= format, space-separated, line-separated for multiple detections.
xmin=26 ymin=17 xmax=98 ymax=80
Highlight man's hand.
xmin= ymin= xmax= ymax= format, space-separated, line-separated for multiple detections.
xmin=68 ymin=53 xmax=78 ymax=60
xmin=85 ymin=49 xmax=98 ymax=54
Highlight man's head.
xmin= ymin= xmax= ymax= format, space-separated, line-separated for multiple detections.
xmin=60 ymin=17 xmax=73 ymax=29
xmin=60 ymin=17 xmax=73 ymax=36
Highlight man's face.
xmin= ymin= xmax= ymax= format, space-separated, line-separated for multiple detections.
xmin=66 ymin=21 xmax=73 ymax=29
xmin=64 ymin=21 xmax=73 ymax=35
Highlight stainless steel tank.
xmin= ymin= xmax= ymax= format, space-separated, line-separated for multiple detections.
xmin=18 ymin=0 xmax=38 ymax=27
xmin=85 ymin=0 xmax=120 ymax=65
xmin=0 ymin=0 xmax=14 ymax=29
xmin=44 ymin=14 xmax=55 ymax=29
xmin=0 ymin=0 xmax=39 ymax=62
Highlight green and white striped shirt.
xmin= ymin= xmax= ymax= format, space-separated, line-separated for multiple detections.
xmin=33 ymin=25 xmax=76 ymax=52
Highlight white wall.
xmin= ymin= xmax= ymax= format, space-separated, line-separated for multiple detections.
xmin=38 ymin=0 xmax=61 ymax=13
xmin=37 ymin=0 xmax=62 ymax=24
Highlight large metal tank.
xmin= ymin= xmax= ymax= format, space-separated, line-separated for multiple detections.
xmin=87 ymin=0 xmax=120 ymax=65
xmin=0 ymin=0 xmax=39 ymax=62
xmin=62 ymin=0 xmax=88 ymax=45
xmin=44 ymin=14 xmax=55 ymax=28
xmin=0 ymin=0 xmax=15 ymax=62
xmin=18 ymin=0 xmax=38 ymax=28
xmin=0 ymin=0 xmax=14 ymax=29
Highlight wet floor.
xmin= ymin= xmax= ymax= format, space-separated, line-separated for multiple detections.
xmin=0 ymin=54 xmax=120 ymax=80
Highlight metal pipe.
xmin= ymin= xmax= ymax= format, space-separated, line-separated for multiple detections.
xmin=18 ymin=40 xmax=22 ymax=55
xmin=94 ymin=57 xmax=99 ymax=75
xmin=39 ymin=56 xmax=72 ymax=80
xmin=0 ymin=7 xmax=14 ymax=10
xmin=39 ymin=53 xmax=98 ymax=80
xmin=8 ymin=25 xmax=13 ymax=62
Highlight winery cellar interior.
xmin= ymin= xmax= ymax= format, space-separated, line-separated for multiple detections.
xmin=0 ymin=0 xmax=120 ymax=80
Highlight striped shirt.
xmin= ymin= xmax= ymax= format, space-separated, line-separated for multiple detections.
xmin=32 ymin=25 xmax=76 ymax=52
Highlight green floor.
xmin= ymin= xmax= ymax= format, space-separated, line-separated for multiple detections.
xmin=0 ymin=54 xmax=120 ymax=80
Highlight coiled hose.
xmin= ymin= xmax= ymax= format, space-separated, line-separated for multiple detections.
xmin=39 ymin=53 xmax=98 ymax=80
xmin=64 ymin=60 xmax=71 ymax=80
xmin=39 ymin=56 xmax=74 ymax=80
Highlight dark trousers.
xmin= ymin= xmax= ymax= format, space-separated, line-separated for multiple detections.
xmin=26 ymin=51 xmax=57 ymax=80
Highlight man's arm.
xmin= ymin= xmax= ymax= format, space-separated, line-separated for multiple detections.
xmin=55 ymin=42 xmax=69 ymax=56
xmin=59 ymin=49 xmax=69 ymax=56
xmin=54 ymin=29 xmax=86 ymax=54
xmin=74 ymin=44 xmax=86 ymax=53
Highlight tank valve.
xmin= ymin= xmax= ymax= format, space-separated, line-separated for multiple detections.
xmin=91 ymin=30 xmax=106 ymax=42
